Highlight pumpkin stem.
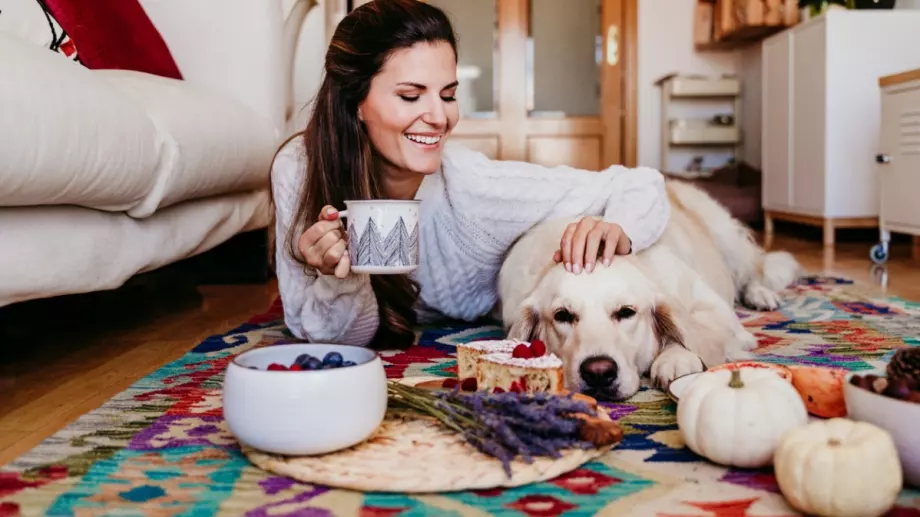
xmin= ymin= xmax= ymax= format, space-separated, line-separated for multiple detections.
xmin=728 ymin=369 xmax=744 ymax=388
xmin=828 ymin=437 xmax=842 ymax=447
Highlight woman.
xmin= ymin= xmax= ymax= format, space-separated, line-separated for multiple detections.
xmin=272 ymin=0 xmax=670 ymax=350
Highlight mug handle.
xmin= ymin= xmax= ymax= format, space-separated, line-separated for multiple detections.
xmin=336 ymin=209 xmax=348 ymax=219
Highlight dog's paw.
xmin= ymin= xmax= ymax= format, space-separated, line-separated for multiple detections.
xmin=742 ymin=282 xmax=782 ymax=311
xmin=737 ymin=329 xmax=758 ymax=351
xmin=650 ymin=347 xmax=704 ymax=390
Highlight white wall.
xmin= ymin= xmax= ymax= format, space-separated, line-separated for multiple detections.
xmin=637 ymin=0 xmax=738 ymax=171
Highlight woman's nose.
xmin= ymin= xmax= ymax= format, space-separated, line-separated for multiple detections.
xmin=421 ymin=98 xmax=447 ymax=128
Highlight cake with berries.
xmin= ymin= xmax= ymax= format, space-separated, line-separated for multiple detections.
xmin=455 ymin=339 xmax=525 ymax=380
xmin=475 ymin=340 xmax=566 ymax=394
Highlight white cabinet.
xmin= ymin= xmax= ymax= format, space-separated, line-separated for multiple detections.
xmin=761 ymin=10 xmax=920 ymax=246
xmin=872 ymin=70 xmax=920 ymax=264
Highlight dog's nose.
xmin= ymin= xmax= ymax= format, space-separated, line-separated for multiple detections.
xmin=579 ymin=356 xmax=618 ymax=389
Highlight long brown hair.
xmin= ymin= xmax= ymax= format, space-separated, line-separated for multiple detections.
xmin=284 ymin=0 xmax=457 ymax=350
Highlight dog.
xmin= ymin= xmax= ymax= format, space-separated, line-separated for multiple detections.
xmin=496 ymin=180 xmax=801 ymax=401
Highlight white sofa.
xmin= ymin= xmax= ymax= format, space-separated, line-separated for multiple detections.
xmin=0 ymin=0 xmax=317 ymax=308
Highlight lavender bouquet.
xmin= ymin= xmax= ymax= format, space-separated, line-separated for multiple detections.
xmin=387 ymin=382 xmax=623 ymax=477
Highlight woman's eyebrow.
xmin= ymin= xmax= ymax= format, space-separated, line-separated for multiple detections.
xmin=396 ymin=81 xmax=460 ymax=90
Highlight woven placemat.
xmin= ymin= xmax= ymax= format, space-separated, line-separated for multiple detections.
xmin=242 ymin=377 xmax=617 ymax=493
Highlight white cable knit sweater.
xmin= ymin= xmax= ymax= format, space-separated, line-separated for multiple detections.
xmin=271 ymin=136 xmax=670 ymax=346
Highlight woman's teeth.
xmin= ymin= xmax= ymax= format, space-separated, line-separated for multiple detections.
xmin=405 ymin=134 xmax=441 ymax=145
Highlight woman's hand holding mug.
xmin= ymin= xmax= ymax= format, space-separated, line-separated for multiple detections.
xmin=299 ymin=205 xmax=351 ymax=278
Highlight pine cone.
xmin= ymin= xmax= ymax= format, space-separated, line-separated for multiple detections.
xmin=886 ymin=347 xmax=920 ymax=383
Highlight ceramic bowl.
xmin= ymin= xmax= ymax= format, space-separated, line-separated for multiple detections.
xmin=844 ymin=370 xmax=920 ymax=487
xmin=223 ymin=343 xmax=387 ymax=456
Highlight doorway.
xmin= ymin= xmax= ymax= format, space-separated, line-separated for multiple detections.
xmin=336 ymin=0 xmax=637 ymax=169
xmin=427 ymin=0 xmax=637 ymax=169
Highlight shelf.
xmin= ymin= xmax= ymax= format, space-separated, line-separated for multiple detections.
xmin=694 ymin=0 xmax=799 ymax=52
xmin=665 ymin=77 xmax=740 ymax=97
xmin=670 ymin=119 xmax=740 ymax=145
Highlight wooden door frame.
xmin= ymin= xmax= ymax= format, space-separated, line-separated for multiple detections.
xmin=327 ymin=0 xmax=638 ymax=167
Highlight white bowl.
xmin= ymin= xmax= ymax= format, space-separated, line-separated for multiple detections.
xmin=844 ymin=370 xmax=920 ymax=487
xmin=223 ymin=343 xmax=387 ymax=456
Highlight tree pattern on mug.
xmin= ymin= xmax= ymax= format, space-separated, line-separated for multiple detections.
xmin=347 ymin=217 xmax=419 ymax=267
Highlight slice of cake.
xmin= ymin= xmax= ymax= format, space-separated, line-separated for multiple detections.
xmin=455 ymin=339 xmax=523 ymax=380
xmin=475 ymin=341 xmax=566 ymax=394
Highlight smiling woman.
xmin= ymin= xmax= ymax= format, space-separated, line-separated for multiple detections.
xmin=271 ymin=0 xmax=671 ymax=351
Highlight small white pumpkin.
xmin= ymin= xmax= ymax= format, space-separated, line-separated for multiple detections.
xmin=774 ymin=418 xmax=902 ymax=517
xmin=676 ymin=367 xmax=808 ymax=468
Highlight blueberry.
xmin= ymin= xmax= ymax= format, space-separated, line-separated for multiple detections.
xmin=342 ymin=360 xmax=357 ymax=367
xmin=295 ymin=353 xmax=313 ymax=365
xmin=323 ymin=352 xmax=344 ymax=368
xmin=305 ymin=357 xmax=323 ymax=370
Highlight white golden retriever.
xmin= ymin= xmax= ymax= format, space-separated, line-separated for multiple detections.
xmin=497 ymin=181 xmax=801 ymax=401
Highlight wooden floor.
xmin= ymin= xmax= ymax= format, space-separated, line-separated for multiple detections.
xmin=1 ymin=230 xmax=918 ymax=466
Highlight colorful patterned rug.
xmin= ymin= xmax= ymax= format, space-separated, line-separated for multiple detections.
xmin=2 ymin=276 xmax=920 ymax=516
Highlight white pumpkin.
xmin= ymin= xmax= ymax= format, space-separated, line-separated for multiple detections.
xmin=676 ymin=367 xmax=808 ymax=468
xmin=774 ymin=418 xmax=902 ymax=517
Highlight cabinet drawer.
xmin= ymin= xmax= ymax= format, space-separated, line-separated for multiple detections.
xmin=669 ymin=119 xmax=740 ymax=145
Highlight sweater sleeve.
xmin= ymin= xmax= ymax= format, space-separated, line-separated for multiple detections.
xmin=271 ymin=136 xmax=380 ymax=346
xmin=440 ymin=144 xmax=670 ymax=253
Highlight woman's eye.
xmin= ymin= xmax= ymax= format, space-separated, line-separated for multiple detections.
xmin=613 ymin=306 xmax=637 ymax=320
xmin=441 ymin=95 xmax=456 ymax=102
xmin=399 ymin=95 xmax=420 ymax=102
xmin=553 ymin=309 xmax=576 ymax=324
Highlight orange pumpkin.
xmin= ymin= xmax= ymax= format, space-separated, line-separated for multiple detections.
xmin=788 ymin=365 xmax=848 ymax=418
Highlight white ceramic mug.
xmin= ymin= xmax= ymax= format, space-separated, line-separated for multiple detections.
xmin=338 ymin=200 xmax=420 ymax=274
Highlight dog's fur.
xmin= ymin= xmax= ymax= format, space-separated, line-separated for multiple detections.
xmin=496 ymin=180 xmax=801 ymax=401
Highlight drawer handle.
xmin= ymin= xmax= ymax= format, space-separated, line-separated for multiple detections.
xmin=876 ymin=154 xmax=891 ymax=164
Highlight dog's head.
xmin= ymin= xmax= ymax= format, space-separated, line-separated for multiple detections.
xmin=506 ymin=259 xmax=686 ymax=401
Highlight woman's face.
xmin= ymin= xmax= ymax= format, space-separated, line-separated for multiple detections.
xmin=359 ymin=41 xmax=459 ymax=176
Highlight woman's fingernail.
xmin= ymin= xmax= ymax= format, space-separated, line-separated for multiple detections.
xmin=565 ymin=262 xmax=571 ymax=273
xmin=587 ymin=262 xmax=595 ymax=273
xmin=574 ymin=263 xmax=582 ymax=275
xmin=604 ymin=258 xmax=611 ymax=267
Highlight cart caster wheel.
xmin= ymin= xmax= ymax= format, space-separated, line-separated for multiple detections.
xmin=870 ymin=243 xmax=889 ymax=265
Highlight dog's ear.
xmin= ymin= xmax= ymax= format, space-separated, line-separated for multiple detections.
xmin=507 ymin=302 xmax=543 ymax=342
xmin=652 ymin=303 xmax=684 ymax=350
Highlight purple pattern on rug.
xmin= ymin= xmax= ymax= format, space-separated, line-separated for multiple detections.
xmin=259 ymin=476 xmax=298 ymax=496
xmin=127 ymin=415 xmax=233 ymax=450
xmin=244 ymin=483 xmax=331 ymax=517
xmin=720 ymin=468 xmax=780 ymax=493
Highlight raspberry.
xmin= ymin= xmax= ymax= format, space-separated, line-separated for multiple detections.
xmin=492 ymin=387 xmax=505 ymax=394
xmin=267 ymin=363 xmax=287 ymax=371
xmin=461 ymin=377 xmax=478 ymax=391
xmin=288 ymin=363 xmax=303 ymax=371
xmin=530 ymin=339 xmax=547 ymax=357
xmin=509 ymin=381 xmax=523 ymax=393
xmin=512 ymin=344 xmax=533 ymax=359
xmin=442 ymin=378 xmax=459 ymax=389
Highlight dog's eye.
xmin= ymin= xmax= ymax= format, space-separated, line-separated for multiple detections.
xmin=613 ymin=306 xmax=637 ymax=320
xmin=553 ymin=308 xmax=576 ymax=324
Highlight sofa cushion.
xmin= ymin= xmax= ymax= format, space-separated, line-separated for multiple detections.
xmin=0 ymin=0 xmax=80 ymax=62
xmin=137 ymin=0 xmax=286 ymax=131
xmin=98 ymin=71 xmax=279 ymax=218
xmin=44 ymin=0 xmax=182 ymax=79
xmin=0 ymin=189 xmax=270 ymax=308
xmin=0 ymin=31 xmax=161 ymax=211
